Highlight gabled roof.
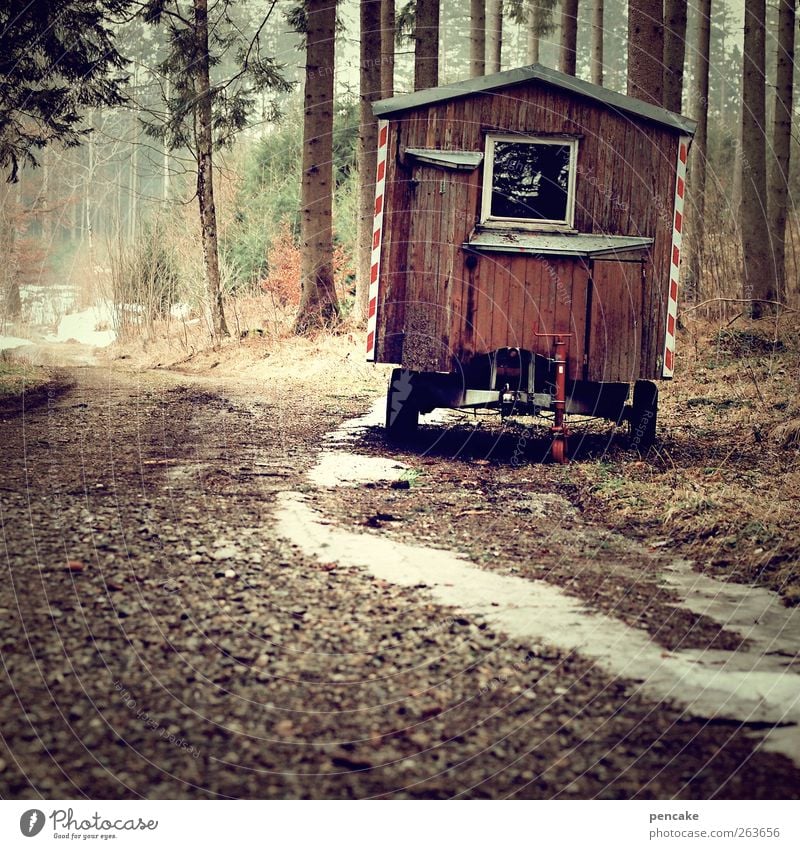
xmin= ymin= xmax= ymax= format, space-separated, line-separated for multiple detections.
xmin=373 ymin=64 xmax=696 ymax=136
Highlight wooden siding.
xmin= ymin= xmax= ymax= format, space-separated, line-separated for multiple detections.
xmin=375 ymin=79 xmax=679 ymax=381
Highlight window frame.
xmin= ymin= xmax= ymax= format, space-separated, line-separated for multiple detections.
xmin=480 ymin=133 xmax=579 ymax=231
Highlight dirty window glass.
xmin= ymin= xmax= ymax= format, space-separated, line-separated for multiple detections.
xmin=490 ymin=141 xmax=572 ymax=223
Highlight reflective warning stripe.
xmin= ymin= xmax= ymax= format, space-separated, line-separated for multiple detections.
xmin=366 ymin=120 xmax=389 ymax=362
xmin=662 ymin=136 xmax=690 ymax=378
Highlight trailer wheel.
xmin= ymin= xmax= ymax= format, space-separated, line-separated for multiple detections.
xmin=385 ymin=368 xmax=419 ymax=439
xmin=630 ymin=380 xmax=658 ymax=451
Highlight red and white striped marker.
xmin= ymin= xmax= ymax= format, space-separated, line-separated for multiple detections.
xmin=366 ymin=119 xmax=389 ymax=362
xmin=662 ymin=135 xmax=691 ymax=378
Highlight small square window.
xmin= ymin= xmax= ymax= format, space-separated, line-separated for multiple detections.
xmin=481 ymin=135 xmax=578 ymax=229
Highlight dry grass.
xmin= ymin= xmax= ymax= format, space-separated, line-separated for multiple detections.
xmin=104 ymin=298 xmax=800 ymax=605
xmin=0 ymin=356 xmax=53 ymax=399
xmin=103 ymin=292 xmax=390 ymax=398
xmin=571 ymin=317 xmax=800 ymax=605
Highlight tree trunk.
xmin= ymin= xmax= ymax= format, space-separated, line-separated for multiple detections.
xmin=193 ymin=0 xmax=228 ymax=342
xmin=414 ymin=0 xmax=439 ymax=90
xmin=740 ymin=0 xmax=775 ymax=317
xmin=663 ymin=0 xmax=687 ymax=113
xmin=769 ymin=0 xmax=795 ymax=300
xmin=686 ymin=0 xmax=710 ymax=298
xmin=357 ymin=0 xmax=382 ymax=322
xmin=381 ymin=0 xmax=395 ymax=98
xmin=591 ymin=0 xmax=603 ymax=85
xmin=627 ymin=0 xmax=664 ymax=106
xmin=295 ymin=0 xmax=339 ymax=333
xmin=128 ymin=62 xmax=139 ymax=242
xmin=527 ymin=1 xmax=540 ymax=64
xmin=486 ymin=0 xmax=503 ymax=74
xmin=471 ymin=0 xmax=486 ymax=77
xmin=85 ymin=120 xmax=95 ymax=292
xmin=560 ymin=0 xmax=579 ymax=76
xmin=163 ymin=76 xmax=171 ymax=203
xmin=528 ymin=1 xmax=556 ymax=66
xmin=129 ymin=130 xmax=138 ymax=242
xmin=0 ymin=182 xmax=20 ymax=325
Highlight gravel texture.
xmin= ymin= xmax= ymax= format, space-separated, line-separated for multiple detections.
xmin=1 ymin=367 xmax=798 ymax=799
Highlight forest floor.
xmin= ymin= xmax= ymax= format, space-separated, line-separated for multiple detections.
xmin=0 ymin=318 xmax=798 ymax=799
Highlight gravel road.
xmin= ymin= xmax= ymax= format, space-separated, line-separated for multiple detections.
xmin=1 ymin=366 xmax=798 ymax=799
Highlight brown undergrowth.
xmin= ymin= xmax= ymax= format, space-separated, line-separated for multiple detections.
xmin=105 ymin=305 xmax=800 ymax=605
xmin=566 ymin=318 xmax=800 ymax=605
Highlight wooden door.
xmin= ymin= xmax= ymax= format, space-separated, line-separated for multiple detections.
xmin=401 ymin=165 xmax=448 ymax=371
xmin=587 ymin=258 xmax=644 ymax=383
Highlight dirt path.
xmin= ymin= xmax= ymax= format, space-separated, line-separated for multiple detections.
xmin=1 ymin=366 xmax=798 ymax=799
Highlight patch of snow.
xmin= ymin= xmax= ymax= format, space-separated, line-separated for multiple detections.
xmin=308 ymin=452 xmax=408 ymax=487
xmin=274 ymin=404 xmax=800 ymax=768
xmin=170 ymin=303 xmax=193 ymax=320
xmin=19 ymin=284 xmax=78 ymax=327
xmin=0 ymin=335 xmax=34 ymax=352
xmin=276 ymin=493 xmax=800 ymax=766
xmin=48 ymin=302 xmax=116 ymax=347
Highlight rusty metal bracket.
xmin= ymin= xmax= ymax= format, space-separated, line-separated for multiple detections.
xmin=534 ymin=330 xmax=574 ymax=464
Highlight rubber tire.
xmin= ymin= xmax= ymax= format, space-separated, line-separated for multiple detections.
xmin=385 ymin=368 xmax=419 ymax=440
xmin=629 ymin=380 xmax=658 ymax=451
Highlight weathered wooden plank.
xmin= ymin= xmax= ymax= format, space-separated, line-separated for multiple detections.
xmin=489 ymin=253 xmax=513 ymax=351
xmin=473 ymin=252 xmax=497 ymax=355
xmin=570 ymin=259 xmax=590 ymax=375
xmin=506 ymin=255 xmax=528 ymax=350
xmin=377 ymin=81 xmax=684 ymax=386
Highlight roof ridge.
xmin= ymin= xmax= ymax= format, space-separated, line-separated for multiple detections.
xmin=373 ymin=63 xmax=696 ymax=136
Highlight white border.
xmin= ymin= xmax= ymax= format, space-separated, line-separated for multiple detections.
xmin=480 ymin=134 xmax=578 ymax=230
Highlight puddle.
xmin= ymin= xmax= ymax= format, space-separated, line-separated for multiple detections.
xmin=308 ymin=452 xmax=409 ymax=487
xmin=276 ymin=493 xmax=800 ymax=763
xmin=322 ymin=401 xmax=385 ymax=446
xmin=273 ymin=401 xmax=800 ymax=767
xmin=660 ymin=559 xmax=798 ymax=658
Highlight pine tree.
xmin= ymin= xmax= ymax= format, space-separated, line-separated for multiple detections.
xmin=768 ymin=0 xmax=795 ymax=301
xmin=357 ymin=0 xmax=382 ymax=321
xmin=685 ymin=0 xmax=711 ymax=298
xmin=295 ymin=0 xmax=340 ymax=332
xmin=663 ymin=0 xmax=687 ymax=113
xmin=526 ymin=1 xmax=557 ymax=66
xmin=415 ymin=0 xmax=440 ymax=89
xmin=0 ymin=0 xmax=132 ymax=183
xmin=740 ymin=0 xmax=774 ymax=317
xmin=141 ymin=0 xmax=290 ymax=343
xmin=486 ymin=0 xmax=503 ymax=73
xmin=560 ymin=0 xmax=579 ymax=76
xmin=471 ymin=0 xmax=487 ymax=76
xmin=381 ymin=0 xmax=396 ymax=97
xmin=628 ymin=0 xmax=664 ymax=106
xmin=591 ymin=0 xmax=604 ymax=84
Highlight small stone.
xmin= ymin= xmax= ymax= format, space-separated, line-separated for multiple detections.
xmin=274 ymin=719 xmax=294 ymax=737
xmin=213 ymin=546 xmax=238 ymax=561
xmin=224 ymin=569 xmax=236 ymax=579
xmin=66 ymin=560 xmax=85 ymax=573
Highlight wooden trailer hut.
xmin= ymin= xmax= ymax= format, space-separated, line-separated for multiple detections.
xmin=365 ymin=65 xmax=695 ymax=461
